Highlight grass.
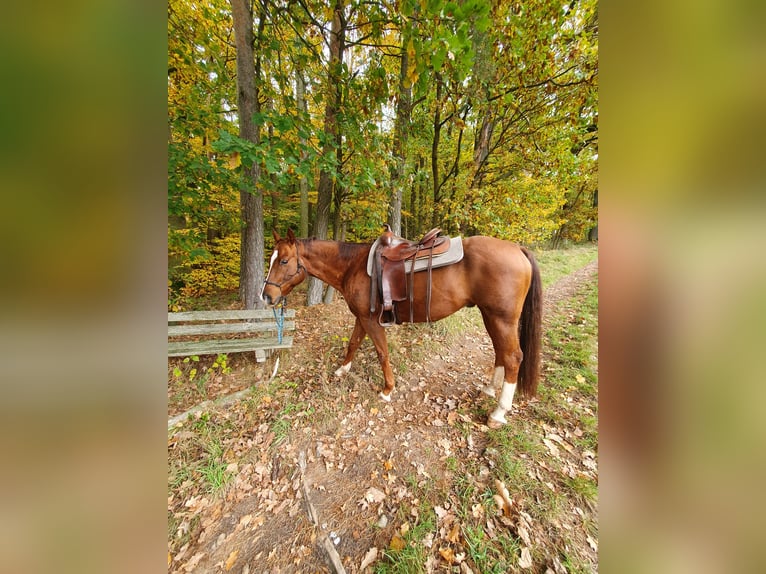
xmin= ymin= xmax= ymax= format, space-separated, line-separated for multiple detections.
xmin=271 ymin=399 xmax=314 ymax=447
xmin=534 ymin=243 xmax=598 ymax=288
xmin=463 ymin=522 xmax=518 ymax=574
xmin=376 ymin=500 xmax=437 ymax=574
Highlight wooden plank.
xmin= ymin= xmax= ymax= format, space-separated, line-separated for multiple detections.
xmin=168 ymin=336 xmax=294 ymax=357
xmin=169 ymin=309 xmax=295 ymax=322
xmin=168 ymin=321 xmax=295 ymax=337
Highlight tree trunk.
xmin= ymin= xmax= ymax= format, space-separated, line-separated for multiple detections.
xmin=268 ymin=100 xmax=279 ymax=232
xmin=387 ymin=33 xmax=412 ymax=236
xmin=296 ymin=71 xmax=309 ymax=238
xmin=230 ymin=0 xmax=264 ymax=309
xmin=471 ymin=108 xmax=495 ymax=189
xmin=431 ymin=78 xmax=442 ymax=228
xmin=308 ymin=0 xmax=345 ymax=306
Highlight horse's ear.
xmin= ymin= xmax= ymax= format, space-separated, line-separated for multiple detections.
xmin=273 ymin=229 xmax=281 ymax=242
xmin=287 ymin=228 xmax=296 ymax=243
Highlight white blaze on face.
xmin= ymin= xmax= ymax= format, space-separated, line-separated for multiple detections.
xmin=260 ymin=250 xmax=280 ymax=301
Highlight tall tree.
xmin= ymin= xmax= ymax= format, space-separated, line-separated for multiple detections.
xmin=296 ymin=70 xmax=310 ymax=238
xmin=387 ymin=30 xmax=413 ymax=235
xmin=230 ymin=0 xmax=265 ymax=309
xmin=308 ymin=0 xmax=346 ymax=306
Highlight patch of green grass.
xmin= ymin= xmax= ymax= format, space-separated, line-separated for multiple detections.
xmin=376 ymin=507 xmax=437 ymax=574
xmin=566 ymin=474 xmax=598 ymax=503
xmin=463 ymin=523 xmax=519 ymax=574
xmin=270 ymin=399 xmax=314 ymax=447
xmin=199 ymin=438 xmax=233 ymax=493
xmin=168 ymin=410 xmax=240 ymax=497
xmin=535 ymin=244 xmax=598 ymax=289
xmin=543 ymin=278 xmax=598 ymax=412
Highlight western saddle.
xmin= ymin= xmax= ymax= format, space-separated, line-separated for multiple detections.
xmin=370 ymin=224 xmax=450 ymax=326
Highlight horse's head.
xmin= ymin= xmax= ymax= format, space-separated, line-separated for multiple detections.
xmin=261 ymin=229 xmax=307 ymax=305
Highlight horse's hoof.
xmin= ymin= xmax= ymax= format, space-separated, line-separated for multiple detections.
xmin=481 ymin=385 xmax=497 ymax=398
xmin=379 ymin=392 xmax=392 ymax=402
xmin=334 ymin=363 xmax=351 ymax=378
xmin=487 ymin=416 xmax=506 ymax=429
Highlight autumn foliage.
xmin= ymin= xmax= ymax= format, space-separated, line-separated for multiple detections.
xmin=168 ymin=0 xmax=597 ymax=305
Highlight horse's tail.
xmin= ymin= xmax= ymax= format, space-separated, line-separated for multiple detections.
xmin=518 ymin=246 xmax=542 ymax=397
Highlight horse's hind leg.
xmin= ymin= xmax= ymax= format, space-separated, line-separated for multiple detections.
xmin=479 ymin=311 xmax=506 ymax=398
xmin=334 ymin=317 xmax=366 ymax=377
xmin=481 ymin=358 xmax=505 ymax=398
xmin=482 ymin=315 xmax=523 ymax=428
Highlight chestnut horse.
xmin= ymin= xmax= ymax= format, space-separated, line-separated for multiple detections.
xmin=261 ymin=229 xmax=542 ymax=427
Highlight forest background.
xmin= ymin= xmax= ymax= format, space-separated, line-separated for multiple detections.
xmin=168 ymin=0 xmax=598 ymax=310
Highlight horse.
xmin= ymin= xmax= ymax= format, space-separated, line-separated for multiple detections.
xmin=261 ymin=228 xmax=542 ymax=428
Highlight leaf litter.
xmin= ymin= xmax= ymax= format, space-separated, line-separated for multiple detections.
xmin=168 ymin=263 xmax=599 ymax=572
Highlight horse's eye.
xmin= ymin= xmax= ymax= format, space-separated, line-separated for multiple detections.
xmin=280 ymin=259 xmax=289 ymax=266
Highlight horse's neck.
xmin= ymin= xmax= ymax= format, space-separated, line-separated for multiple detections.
xmin=298 ymin=240 xmax=359 ymax=291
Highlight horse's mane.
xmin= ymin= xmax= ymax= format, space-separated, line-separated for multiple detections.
xmin=337 ymin=241 xmax=371 ymax=260
xmin=300 ymin=238 xmax=370 ymax=261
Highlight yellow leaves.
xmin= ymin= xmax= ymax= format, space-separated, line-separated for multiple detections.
xmin=439 ymin=547 xmax=456 ymax=563
xmin=406 ymin=37 xmax=416 ymax=61
xmin=224 ymin=549 xmax=239 ymax=571
xmin=389 ymin=533 xmax=407 ymax=551
xmin=403 ymin=37 xmax=419 ymax=89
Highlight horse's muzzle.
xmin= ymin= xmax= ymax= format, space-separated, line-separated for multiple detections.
xmin=261 ymin=291 xmax=285 ymax=307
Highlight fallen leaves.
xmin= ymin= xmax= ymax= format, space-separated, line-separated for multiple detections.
xmin=359 ymin=547 xmax=378 ymax=571
xmin=389 ymin=533 xmax=407 ymax=551
xmin=167 ymin=276 xmax=599 ymax=574
xmin=364 ymin=486 xmax=386 ymax=504
xmin=518 ymin=546 xmax=533 ymax=569
xmin=493 ymin=479 xmax=515 ymax=518
xmin=223 ymin=549 xmax=238 ymax=571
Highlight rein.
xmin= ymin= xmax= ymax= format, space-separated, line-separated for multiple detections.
xmin=272 ymin=299 xmax=286 ymax=343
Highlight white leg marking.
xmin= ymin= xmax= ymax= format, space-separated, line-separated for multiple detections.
xmin=481 ymin=366 xmax=504 ymax=397
xmin=334 ymin=362 xmax=352 ymax=378
xmin=379 ymin=391 xmax=392 ymax=402
xmin=488 ymin=382 xmax=517 ymax=427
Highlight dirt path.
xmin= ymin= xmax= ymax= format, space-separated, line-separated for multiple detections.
xmin=168 ymin=259 xmax=598 ymax=573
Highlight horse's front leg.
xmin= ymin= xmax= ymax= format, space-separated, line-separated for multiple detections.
xmin=334 ymin=317 xmax=366 ymax=377
xmin=364 ymin=319 xmax=396 ymax=401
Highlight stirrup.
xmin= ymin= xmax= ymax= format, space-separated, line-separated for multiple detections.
xmin=379 ymin=308 xmax=397 ymax=327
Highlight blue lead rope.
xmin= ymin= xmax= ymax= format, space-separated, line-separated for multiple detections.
xmin=273 ymin=302 xmax=286 ymax=343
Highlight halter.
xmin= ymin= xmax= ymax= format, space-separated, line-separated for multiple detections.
xmin=263 ymin=246 xmax=306 ymax=302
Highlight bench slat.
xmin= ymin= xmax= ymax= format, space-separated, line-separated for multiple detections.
xmin=168 ymin=336 xmax=294 ymax=358
xmin=169 ymin=309 xmax=295 ymax=322
xmin=168 ymin=321 xmax=296 ymax=337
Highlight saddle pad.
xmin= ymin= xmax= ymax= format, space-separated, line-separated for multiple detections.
xmin=366 ymin=236 xmax=464 ymax=276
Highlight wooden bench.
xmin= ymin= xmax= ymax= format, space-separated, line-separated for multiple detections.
xmin=168 ymin=309 xmax=296 ymax=363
